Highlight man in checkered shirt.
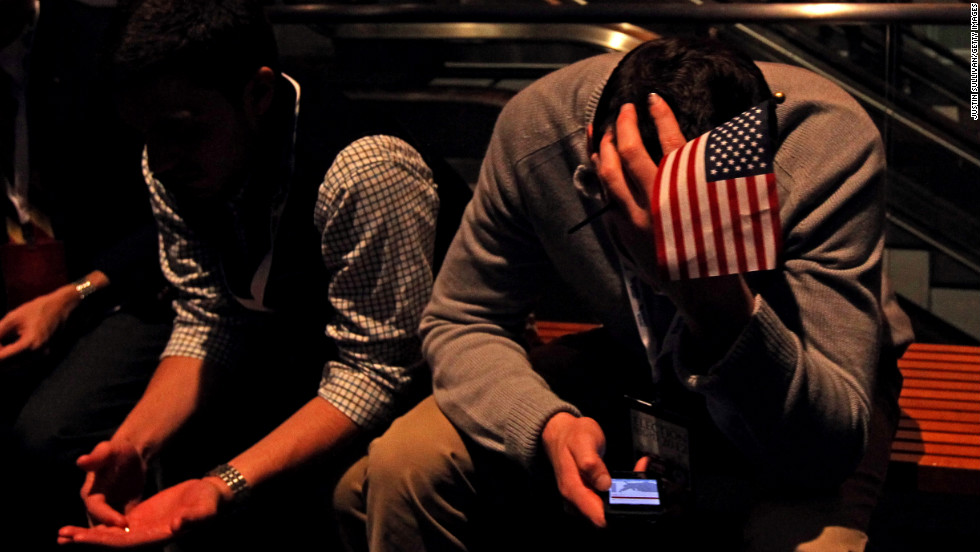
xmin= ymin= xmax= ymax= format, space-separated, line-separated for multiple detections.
xmin=56 ymin=1 xmax=440 ymax=548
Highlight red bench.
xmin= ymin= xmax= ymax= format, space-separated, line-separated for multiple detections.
xmin=890 ymin=343 xmax=980 ymax=495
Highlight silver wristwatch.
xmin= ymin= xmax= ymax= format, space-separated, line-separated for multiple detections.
xmin=206 ymin=463 xmax=251 ymax=503
xmin=73 ymin=278 xmax=97 ymax=300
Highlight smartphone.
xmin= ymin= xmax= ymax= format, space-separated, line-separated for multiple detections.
xmin=603 ymin=471 xmax=666 ymax=518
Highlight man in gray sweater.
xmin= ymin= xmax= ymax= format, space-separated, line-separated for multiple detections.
xmin=336 ymin=37 xmax=913 ymax=551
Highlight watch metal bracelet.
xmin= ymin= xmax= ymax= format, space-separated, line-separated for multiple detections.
xmin=207 ymin=463 xmax=251 ymax=502
xmin=73 ymin=278 xmax=96 ymax=300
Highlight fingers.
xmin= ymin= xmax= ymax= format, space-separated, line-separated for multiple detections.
xmin=613 ymin=103 xmax=660 ymax=195
xmin=0 ymin=311 xmax=31 ymax=361
xmin=0 ymin=335 xmax=30 ymax=361
xmin=78 ymin=442 xmax=129 ymax=527
xmin=633 ymin=455 xmax=651 ymax=472
xmin=553 ymin=447 xmax=607 ymax=528
xmin=595 ymin=132 xmax=630 ymax=211
xmin=597 ymin=100 xmax=674 ymax=221
xmin=600 ymin=97 xmax=687 ymax=201
xmin=569 ymin=440 xmax=611 ymax=494
xmin=83 ymin=491 xmax=129 ymax=528
xmin=596 ymin=131 xmax=647 ymax=231
xmin=58 ymin=524 xmax=172 ymax=548
xmin=0 ymin=296 xmax=64 ymax=360
xmin=58 ymin=525 xmax=131 ymax=547
xmin=565 ymin=423 xmax=610 ymax=528
xmin=57 ymin=525 xmax=88 ymax=546
xmin=77 ymin=440 xmax=113 ymax=470
xmin=58 ymin=524 xmax=130 ymax=547
xmin=554 ymin=456 xmax=607 ymax=528
xmin=593 ymin=99 xmax=689 ymax=288
xmin=0 ymin=313 xmax=16 ymax=339
xmin=543 ymin=414 xmax=609 ymax=528
xmin=647 ymin=93 xmax=687 ymax=156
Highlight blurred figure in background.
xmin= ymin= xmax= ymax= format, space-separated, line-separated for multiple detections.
xmin=1 ymin=1 xmax=171 ymax=550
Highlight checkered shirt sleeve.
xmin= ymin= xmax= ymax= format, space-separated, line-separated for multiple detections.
xmin=315 ymin=135 xmax=437 ymax=429
xmin=144 ymin=152 xmax=253 ymax=366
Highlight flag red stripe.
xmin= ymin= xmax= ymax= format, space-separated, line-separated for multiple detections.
xmin=766 ymin=172 xmax=781 ymax=265
xmin=668 ymin=148 xmax=689 ymax=280
xmin=684 ymin=136 xmax=708 ymax=278
xmin=653 ymin=159 xmax=669 ymax=281
xmin=746 ymin=175 xmax=767 ymax=271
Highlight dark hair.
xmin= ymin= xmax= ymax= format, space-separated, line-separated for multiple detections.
xmin=113 ymin=0 xmax=278 ymax=99
xmin=592 ymin=37 xmax=771 ymax=161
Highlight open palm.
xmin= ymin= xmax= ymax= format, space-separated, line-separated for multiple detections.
xmin=59 ymin=479 xmax=222 ymax=548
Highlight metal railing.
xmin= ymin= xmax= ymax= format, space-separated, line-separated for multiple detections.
xmin=266 ymin=3 xmax=967 ymax=25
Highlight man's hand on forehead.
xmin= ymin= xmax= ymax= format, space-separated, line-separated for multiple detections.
xmin=595 ymin=94 xmax=755 ymax=362
xmin=593 ymin=94 xmax=686 ymax=285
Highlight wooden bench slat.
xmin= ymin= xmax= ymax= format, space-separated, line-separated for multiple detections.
xmin=894 ymin=429 xmax=980 ymax=446
xmin=890 ymin=440 xmax=980 ymax=459
xmin=898 ymin=418 xmax=980 ymax=435
xmin=899 ymin=407 xmax=980 ymax=424
xmin=898 ymin=388 xmax=980 ymax=402
xmin=898 ymin=355 xmax=980 ymax=371
xmin=899 ymin=352 xmax=980 ymax=364
xmin=899 ymin=378 xmax=980 ymax=392
xmin=901 ymin=367 xmax=980 ymax=380
xmin=904 ymin=343 xmax=980 ymax=354
xmin=889 ymin=452 xmax=980 ymax=471
xmin=899 ymin=398 xmax=980 ymax=413
xmin=899 ymin=360 xmax=980 ymax=374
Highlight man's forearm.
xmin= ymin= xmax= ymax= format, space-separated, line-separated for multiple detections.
xmin=112 ymin=355 xmax=208 ymax=460
xmin=51 ymin=269 xmax=110 ymax=314
xmin=221 ymin=397 xmax=359 ymax=490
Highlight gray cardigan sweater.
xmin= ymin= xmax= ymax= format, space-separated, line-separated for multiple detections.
xmin=421 ymin=53 xmax=913 ymax=486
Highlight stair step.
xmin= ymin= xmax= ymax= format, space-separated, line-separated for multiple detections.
xmin=930 ymin=287 xmax=980 ymax=341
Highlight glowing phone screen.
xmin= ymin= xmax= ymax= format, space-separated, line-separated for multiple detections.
xmin=608 ymin=477 xmax=661 ymax=506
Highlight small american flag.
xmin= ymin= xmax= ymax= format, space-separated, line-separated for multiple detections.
xmin=652 ymin=102 xmax=781 ymax=280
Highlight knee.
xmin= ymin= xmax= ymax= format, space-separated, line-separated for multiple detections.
xmin=744 ymin=494 xmax=869 ymax=552
xmin=334 ymin=455 xmax=367 ymax=521
xmin=363 ymin=397 xmax=473 ymax=506
xmin=11 ymin=399 xmax=73 ymax=466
